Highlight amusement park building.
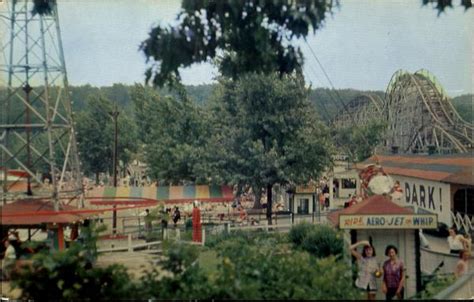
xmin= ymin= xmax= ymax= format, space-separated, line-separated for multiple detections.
xmin=357 ymin=153 xmax=473 ymax=228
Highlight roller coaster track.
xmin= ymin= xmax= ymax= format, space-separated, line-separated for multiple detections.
xmin=332 ymin=94 xmax=385 ymax=129
xmin=332 ymin=69 xmax=473 ymax=154
xmin=386 ymin=69 xmax=473 ymax=153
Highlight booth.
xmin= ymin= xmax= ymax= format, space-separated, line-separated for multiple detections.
xmin=328 ymin=194 xmax=438 ymax=299
xmin=290 ymin=184 xmax=317 ymax=214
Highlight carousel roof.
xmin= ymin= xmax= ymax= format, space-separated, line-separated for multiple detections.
xmin=327 ymin=194 xmax=413 ymax=227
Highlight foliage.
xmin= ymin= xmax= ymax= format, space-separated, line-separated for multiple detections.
xmin=75 ymin=94 xmax=137 ymax=182
xmin=140 ymin=232 xmax=361 ymax=300
xmin=288 ymin=222 xmax=317 ymax=247
xmin=289 ymin=223 xmax=344 ymax=258
xmin=131 ymin=85 xmax=211 ymax=184
xmin=422 ymin=0 xmax=472 ymax=15
xmin=139 ymin=243 xmax=212 ymax=299
xmin=31 ymin=0 xmax=56 ymax=16
xmin=415 ymin=273 xmax=456 ymax=299
xmin=141 ymin=0 xmax=338 ymax=87
xmin=452 ymin=94 xmax=473 ymax=123
xmin=207 ymin=73 xmax=333 ymax=209
xmin=333 ymin=120 xmax=387 ymax=162
xmin=11 ymin=223 xmax=136 ymax=300
xmin=206 ymin=229 xmax=287 ymax=249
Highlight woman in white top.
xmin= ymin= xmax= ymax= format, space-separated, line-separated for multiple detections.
xmin=351 ymin=240 xmax=381 ymax=301
xmin=447 ymin=227 xmax=468 ymax=255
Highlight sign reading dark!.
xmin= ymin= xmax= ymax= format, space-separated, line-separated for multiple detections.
xmin=339 ymin=214 xmax=438 ymax=229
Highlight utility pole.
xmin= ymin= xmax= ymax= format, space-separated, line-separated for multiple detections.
xmin=109 ymin=104 xmax=119 ymax=234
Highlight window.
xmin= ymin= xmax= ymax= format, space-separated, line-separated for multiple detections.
xmin=341 ymin=178 xmax=356 ymax=189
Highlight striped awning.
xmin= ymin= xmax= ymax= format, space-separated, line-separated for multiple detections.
xmin=88 ymin=185 xmax=234 ymax=205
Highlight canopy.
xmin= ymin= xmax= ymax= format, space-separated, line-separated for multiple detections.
xmin=88 ymin=185 xmax=234 ymax=205
xmin=1 ymin=198 xmax=99 ymax=227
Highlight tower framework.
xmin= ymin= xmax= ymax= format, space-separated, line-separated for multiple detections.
xmin=0 ymin=0 xmax=83 ymax=207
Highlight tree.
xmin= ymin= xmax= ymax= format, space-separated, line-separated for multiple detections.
xmin=131 ymin=85 xmax=210 ymax=184
xmin=333 ymin=120 xmax=387 ymax=162
xmin=207 ymin=73 xmax=332 ymax=222
xmin=76 ymin=95 xmax=137 ymax=183
xmin=141 ymin=0 xmax=338 ymax=87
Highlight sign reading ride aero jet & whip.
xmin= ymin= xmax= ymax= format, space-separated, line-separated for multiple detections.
xmin=339 ymin=214 xmax=437 ymax=229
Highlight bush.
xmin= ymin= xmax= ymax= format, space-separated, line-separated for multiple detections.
xmin=290 ymin=223 xmax=344 ymax=258
xmin=415 ymin=273 xmax=456 ymax=299
xmin=11 ymin=243 xmax=137 ymax=300
xmin=288 ymin=222 xmax=314 ymax=246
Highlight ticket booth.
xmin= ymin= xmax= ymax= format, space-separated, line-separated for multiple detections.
xmin=328 ymin=195 xmax=438 ymax=299
xmin=291 ymin=184 xmax=317 ymax=214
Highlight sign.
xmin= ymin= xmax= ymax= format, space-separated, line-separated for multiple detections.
xmin=295 ymin=185 xmax=317 ymax=194
xmin=339 ymin=214 xmax=438 ymax=229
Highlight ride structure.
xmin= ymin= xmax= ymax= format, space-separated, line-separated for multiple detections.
xmin=332 ymin=69 xmax=473 ymax=154
xmin=0 ymin=0 xmax=83 ymax=207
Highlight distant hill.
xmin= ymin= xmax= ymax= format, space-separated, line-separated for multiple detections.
xmin=2 ymin=84 xmax=470 ymax=124
xmin=451 ymin=94 xmax=473 ymax=123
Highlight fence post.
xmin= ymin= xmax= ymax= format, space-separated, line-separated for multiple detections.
xmin=291 ymin=213 xmax=294 ymax=225
xmin=226 ymin=223 xmax=230 ymax=234
xmin=202 ymin=228 xmax=206 ymax=246
xmin=176 ymin=227 xmax=180 ymax=241
xmin=128 ymin=233 xmax=132 ymax=252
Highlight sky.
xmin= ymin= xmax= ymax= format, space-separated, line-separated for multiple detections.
xmin=1 ymin=0 xmax=473 ymax=96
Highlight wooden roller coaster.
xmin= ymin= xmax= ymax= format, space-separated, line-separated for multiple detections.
xmin=333 ymin=69 xmax=473 ymax=154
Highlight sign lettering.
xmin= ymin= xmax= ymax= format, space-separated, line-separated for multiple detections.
xmin=339 ymin=214 xmax=437 ymax=229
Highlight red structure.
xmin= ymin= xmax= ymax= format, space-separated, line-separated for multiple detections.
xmin=192 ymin=204 xmax=202 ymax=243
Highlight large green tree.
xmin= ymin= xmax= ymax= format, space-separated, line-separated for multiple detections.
xmin=207 ymin=73 xmax=332 ymax=222
xmin=76 ymin=95 xmax=137 ymax=183
xmin=132 ymin=85 xmax=210 ymax=184
xmin=141 ymin=0 xmax=338 ymax=87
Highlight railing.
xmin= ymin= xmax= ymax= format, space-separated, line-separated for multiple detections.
xmin=434 ymin=270 xmax=474 ymax=300
xmin=421 ymin=247 xmax=474 ymax=275
xmin=451 ymin=211 xmax=474 ymax=234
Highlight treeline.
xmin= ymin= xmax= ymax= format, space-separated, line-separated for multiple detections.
xmin=3 ymin=84 xmax=469 ymax=122
xmin=66 ymin=84 xmax=473 ymax=122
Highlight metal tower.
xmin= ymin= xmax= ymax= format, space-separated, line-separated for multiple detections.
xmin=1 ymin=0 xmax=83 ymax=208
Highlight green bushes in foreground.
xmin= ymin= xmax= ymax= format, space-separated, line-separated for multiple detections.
xmin=12 ymin=224 xmax=362 ymax=300
xmin=289 ymin=222 xmax=344 ymax=258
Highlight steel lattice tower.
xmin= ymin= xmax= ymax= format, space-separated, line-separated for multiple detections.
xmin=1 ymin=0 xmax=83 ymax=208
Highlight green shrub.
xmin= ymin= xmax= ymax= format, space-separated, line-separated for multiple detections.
xmin=290 ymin=223 xmax=344 ymax=258
xmin=288 ymin=222 xmax=314 ymax=246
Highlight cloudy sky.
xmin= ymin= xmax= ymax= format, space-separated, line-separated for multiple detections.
xmin=2 ymin=0 xmax=473 ymax=96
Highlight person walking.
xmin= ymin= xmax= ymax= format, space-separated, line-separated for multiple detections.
xmin=172 ymin=207 xmax=181 ymax=227
xmin=2 ymin=239 xmax=17 ymax=280
xmin=350 ymin=240 xmax=381 ymax=300
xmin=382 ymin=245 xmax=405 ymax=301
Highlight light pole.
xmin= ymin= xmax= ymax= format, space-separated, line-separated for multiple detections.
xmin=109 ymin=104 xmax=119 ymax=235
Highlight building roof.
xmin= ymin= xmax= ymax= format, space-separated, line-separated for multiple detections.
xmin=0 ymin=198 xmax=98 ymax=226
xmin=328 ymin=195 xmax=413 ymax=227
xmin=356 ymin=154 xmax=474 ymax=186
